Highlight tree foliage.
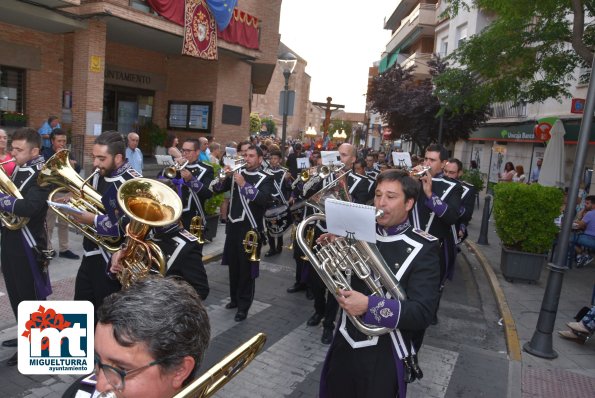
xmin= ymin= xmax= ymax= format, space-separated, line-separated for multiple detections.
xmin=441 ymin=0 xmax=595 ymax=105
xmin=249 ymin=112 xmax=261 ymax=133
xmin=367 ymin=58 xmax=490 ymax=150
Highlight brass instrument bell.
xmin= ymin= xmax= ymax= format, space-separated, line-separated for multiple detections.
xmin=243 ymin=229 xmax=260 ymax=262
xmin=189 ymin=215 xmax=205 ymax=244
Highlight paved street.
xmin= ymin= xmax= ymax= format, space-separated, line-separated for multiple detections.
xmin=0 ymin=222 xmax=512 ymax=397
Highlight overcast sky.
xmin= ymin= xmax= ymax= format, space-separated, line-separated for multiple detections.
xmin=279 ymin=1 xmax=394 ymax=113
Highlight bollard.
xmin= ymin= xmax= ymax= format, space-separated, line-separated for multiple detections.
xmin=477 ymin=194 xmax=492 ymax=245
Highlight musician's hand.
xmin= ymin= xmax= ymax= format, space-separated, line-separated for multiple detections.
xmin=234 ymin=172 xmax=246 ymax=188
xmin=288 ymin=197 xmax=295 ymax=206
xmin=420 ymin=173 xmax=433 ymax=198
xmin=69 ymin=210 xmax=95 ymax=225
xmin=109 ymin=249 xmax=125 ymax=274
xmin=180 ymin=169 xmax=193 ymax=182
xmin=336 ymin=289 xmax=369 ymax=317
xmin=284 ymin=172 xmax=291 ymax=181
xmin=316 ymin=233 xmax=337 ymax=245
xmin=69 ymin=159 xmax=77 ymax=167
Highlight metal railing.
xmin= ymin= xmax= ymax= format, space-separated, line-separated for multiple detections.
xmin=490 ymin=101 xmax=527 ymax=118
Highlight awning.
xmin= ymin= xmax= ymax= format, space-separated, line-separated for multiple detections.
xmin=379 ymin=51 xmax=400 ymax=74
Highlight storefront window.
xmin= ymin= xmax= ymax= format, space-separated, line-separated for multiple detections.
xmin=0 ymin=66 xmax=26 ymax=122
xmin=167 ymin=101 xmax=212 ymax=132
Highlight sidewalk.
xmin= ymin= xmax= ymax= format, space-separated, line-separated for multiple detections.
xmin=464 ymin=192 xmax=595 ymax=397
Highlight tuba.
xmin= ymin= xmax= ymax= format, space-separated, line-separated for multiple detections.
xmin=116 ymin=178 xmax=183 ymax=289
xmin=172 ymin=333 xmax=267 ymax=398
xmin=295 ymin=171 xmax=407 ymax=337
xmin=0 ymin=158 xmax=29 ymax=230
xmin=38 ymin=150 xmax=120 ymax=251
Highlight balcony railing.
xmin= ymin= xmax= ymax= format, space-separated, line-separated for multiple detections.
xmin=385 ymin=3 xmax=436 ymax=54
xmin=490 ymin=101 xmax=527 ymax=119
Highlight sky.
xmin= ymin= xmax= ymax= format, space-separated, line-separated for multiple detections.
xmin=279 ymin=0 xmax=394 ymax=113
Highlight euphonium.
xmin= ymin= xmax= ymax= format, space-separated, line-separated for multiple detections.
xmin=38 ymin=149 xmax=120 ymax=251
xmin=163 ymin=159 xmax=189 ymax=179
xmin=295 ymin=170 xmax=407 ymax=336
xmin=242 ymin=229 xmax=259 ymax=262
xmin=190 ymin=215 xmax=205 ymax=244
xmin=299 ymin=226 xmax=314 ymax=261
xmin=172 ymin=333 xmax=267 ymax=398
xmin=116 ymin=178 xmax=183 ymax=289
xmin=0 ymin=158 xmax=29 ymax=230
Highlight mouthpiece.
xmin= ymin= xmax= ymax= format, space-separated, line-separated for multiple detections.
xmin=375 ymin=209 xmax=384 ymax=219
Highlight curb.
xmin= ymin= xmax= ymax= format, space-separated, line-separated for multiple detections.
xmin=465 ymin=240 xmax=522 ymax=362
xmin=203 ymin=251 xmax=223 ymax=264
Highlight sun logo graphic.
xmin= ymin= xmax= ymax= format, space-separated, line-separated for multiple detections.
xmin=17 ymin=301 xmax=94 ymax=374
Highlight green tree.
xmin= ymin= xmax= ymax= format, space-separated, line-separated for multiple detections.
xmin=261 ymin=117 xmax=277 ymax=136
xmin=367 ymin=58 xmax=490 ymax=149
xmin=249 ymin=112 xmax=261 ymax=134
xmin=440 ymin=0 xmax=595 ymax=107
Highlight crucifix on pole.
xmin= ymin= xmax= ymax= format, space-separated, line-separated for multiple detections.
xmin=312 ymin=97 xmax=345 ymax=141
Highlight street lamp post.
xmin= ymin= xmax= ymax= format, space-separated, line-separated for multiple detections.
xmin=278 ymin=52 xmax=297 ymax=162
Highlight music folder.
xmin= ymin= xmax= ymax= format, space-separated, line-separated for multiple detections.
xmin=325 ymin=198 xmax=376 ymax=243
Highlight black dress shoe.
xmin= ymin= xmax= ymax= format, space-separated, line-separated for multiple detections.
xmin=321 ymin=328 xmax=333 ymax=345
xmin=287 ymin=284 xmax=306 ymax=293
xmin=264 ymin=251 xmax=277 ymax=257
xmin=234 ymin=312 xmax=247 ymax=322
xmin=59 ymin=250 xmax=80 ymax=260
xmin=1 ymin=338 xmax=17 ymax=348
xmin=306 ymin=289 xmax=314 ymax=300
xmin=225 ymin=302 xmax=238 ymax=309
xmin=307 ymin=313 xmax=323 ymax=326
xmin=6 ymin=352 xmax=17 ymax=366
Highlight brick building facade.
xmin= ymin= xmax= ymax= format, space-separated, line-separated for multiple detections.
xmin=0 ymin=0 xmax=281 ymax=170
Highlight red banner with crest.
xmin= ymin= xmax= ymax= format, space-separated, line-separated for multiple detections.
xmin=182 ymin=0 xmax=218 ymax=60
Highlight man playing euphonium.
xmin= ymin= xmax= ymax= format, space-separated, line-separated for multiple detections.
xmin=319 ymin=169 xmax=441 ymax=398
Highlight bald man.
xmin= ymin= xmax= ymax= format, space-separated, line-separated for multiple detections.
xmin=126 ymin=132 xmax=143 ymax=173
xmin=198 ymin=137 xmax=210 ymax=162
xmin=338 ymin=143 xmax=371 ymax=204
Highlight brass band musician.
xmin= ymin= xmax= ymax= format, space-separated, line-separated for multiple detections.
xmin=264 ymin=149 xmax=292 ymax=256
xmin=0 ymin=128 xmax=52 ymax=367
xmin=320 ymin=170 xmax=440 ymax=398
xmin=212 ymin=142 xmax=274 ymax=322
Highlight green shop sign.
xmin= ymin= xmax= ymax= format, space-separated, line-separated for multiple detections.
xmin=469 ymin=120 xmax=595 ymax=143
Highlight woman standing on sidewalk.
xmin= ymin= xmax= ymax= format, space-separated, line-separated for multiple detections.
xmin=0 ymin=129 xmax=15 ymax=176
xmin=498 ymin=162 xmax=515 ymax=182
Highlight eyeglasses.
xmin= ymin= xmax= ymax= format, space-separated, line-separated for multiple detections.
xmin=94 ymin=355 xmax=163 ymax=391
xmin=181 ymin=149 xmax=195 ymax=153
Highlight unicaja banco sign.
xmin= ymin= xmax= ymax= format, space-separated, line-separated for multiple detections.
xmin=18 ymin=301 xmax=94 ymax=374
xmin=500 ymin=129 xmax=536 ymax=140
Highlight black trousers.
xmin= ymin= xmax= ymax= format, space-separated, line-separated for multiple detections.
xmin=326 ymin=334 xmax=398 ymax=398
xmin=224 ymin=224 xmax=260 ymax=313
xmin=309 ymin=269 xmax=338 ymax=329
xmin=74 ymin=254 xmax=121 ymax=311
xmin=1 ymin=232 xmax=40 ymax=317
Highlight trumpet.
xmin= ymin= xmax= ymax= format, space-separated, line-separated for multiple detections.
xmin=0 ymin=158 xmax=29 ymax=230
xmin=302 ymin=163 xmax=344 ymax=195
xmin=209 ymin=158 xmax=247 ymax=189
xmin=189 ymin=215 xmax=205 ymax=244
xmin=243 ymin=229 xmax=260 ymax=262
xmin=163 ymin=160 xmax=189 ymax=179
xmin=408 ymin=166 xmax=431 ymax=177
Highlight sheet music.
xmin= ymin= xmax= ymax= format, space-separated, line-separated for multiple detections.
xmin=325 ymin=198 xmax=376 ymax=243
xmin=297 ymin=157 xmax=310 ymax=170
xmin=392 ymin=152 xmax=412 ymax=168
xmin=225 ymin=147 xmax=237 ymax=157
xmin=321 ymin=151 xmax=340 ymax=166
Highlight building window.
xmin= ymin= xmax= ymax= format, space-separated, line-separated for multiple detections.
xmin=167 ymin=101 xmax=212 ymax=132
xmin=0 ymin=66 xmax=25 ymax=114
xmin=440 ymin=37 xmax=449 ymax=58
xmin=455 ymin=23 xmax=468 ymax=48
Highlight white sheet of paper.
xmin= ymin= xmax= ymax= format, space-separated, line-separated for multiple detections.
xmin=392 ymin=152 xmax=411 ymax=168
xmin=47 ymin=201 xmax=83 ymax=215
xmin=321 ymin=151 xmax=340 ymax=166
xmin=93 ymin=124 xmax=102 ymax=136
xmin=223 ymin=156 xmax=236 ymax=167
xmin=325 ymin=198 xmax=376 ymax=243
xmin=297 ymin=157 xmax=310 ymax=169
xmin=225 ymin=147 xmax=237 ymax=157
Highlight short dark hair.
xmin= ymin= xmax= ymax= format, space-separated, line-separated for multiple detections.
xmin=586 ymin=195 xmax=595 ymax=203
xmin=294 ymin=143 xmax=302 ymax=152
xmin=12 ymin=127 xmax=41 ymax=149
xmin=48 ymin=115 xmax=59 ymax=124
xmin=237 ymin=140 xmax=251 ymax=152
xmin=447 ymin=158 xmax=463 ymax=172
xmin=376 ymin=169 xmax=419 ymax=202
xmin=355 ymin=158 xmax=367 ymax=170
xmin=97 ymin=277 xmax=210 ymax=386
xmin=50 ymin=128 xmax=67 ymax=142
xmin=184 ymin=138 xmax=200 ymax=151
xmin=247 ymin=144 xmax=263 ymax=157
xmin=95 ymin=131 xmax=126 ymax=157
xmin=426 ymin=144 xmax=448 ymax=161
xmin=269 ymin=149 xmax=282 ymax=158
